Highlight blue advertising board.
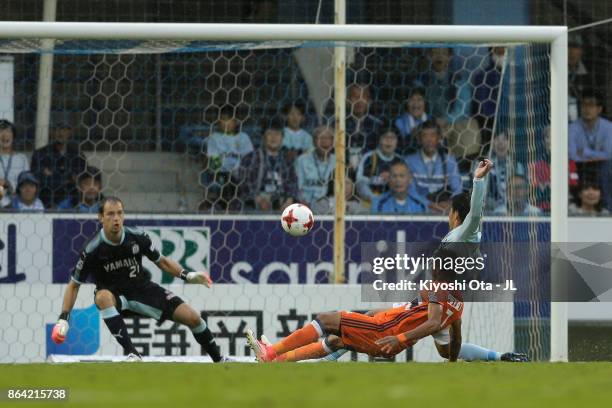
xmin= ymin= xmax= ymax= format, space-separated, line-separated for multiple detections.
xmin=52 ymin=217 xmax=550 ymax=285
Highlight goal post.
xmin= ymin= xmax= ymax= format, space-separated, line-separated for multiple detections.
xmin=0 ymin=22 xmax=568 ymax=362
xmin=549 ymin=31 xmax=569 ymax=362
xmin=0 ymin=22 xmax=566 ymax=43
xmin=333 ymin=0 xmax=347 ymax=284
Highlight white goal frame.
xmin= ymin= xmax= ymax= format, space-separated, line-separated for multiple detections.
xmin=0 ymin=22 xmax=569 ymax=362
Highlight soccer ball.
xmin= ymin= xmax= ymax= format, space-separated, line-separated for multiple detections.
xmin=281 ymin=203 xmax=314 ymax=237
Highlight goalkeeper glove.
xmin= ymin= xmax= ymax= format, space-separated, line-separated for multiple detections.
xmin=180 ymin=270 xmax=213 ymax=287
xmin=51 ymin=313 xmax=70 ymax=344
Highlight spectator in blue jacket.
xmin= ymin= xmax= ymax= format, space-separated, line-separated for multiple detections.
xmin=241 ymin=122 xmax=297 ymax=212
xmin=404 ymin=120 xmax=463 ymax=213
xmin=394 ymin=88 xmax=428 ymax=154
xmin=371 ymin=161 xmax=427 ymax=214
xmin=57 ymin=167 xmax=103 ymax=213
xmin=413 ymin=48 xmax=472 ymax=126
xmin=571 ymin=90 xmax=612 ymax=210
xmin=569 ymin=91 xmax=612 ymax=163
xmin=295 ymin=126 xmax=335 ymax=206
xmin=345 ymin=84 xmax=383 ymax=172
xmin=8 ymin=171 xmax=45 ymax=212
xmin=355 ymin=129 xmax=403 ymax=204
xmin=414 ymin=48 xmax=480 ymax=169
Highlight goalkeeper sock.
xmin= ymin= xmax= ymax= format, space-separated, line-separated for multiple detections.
xmin=459 ymin=343 xmax=501 ymax=361
xmin=101 ymin=306 xmax=140 ymax=356
xmin=275 ymin=340 xmax=328 ymax=362
xmin=191 ymin=319 xmax=222 ymax=362
xmin=273 ymin=320 xmax=324 ymax=355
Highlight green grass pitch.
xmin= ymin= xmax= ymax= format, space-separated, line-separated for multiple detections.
xmin=1 ymin=362 xmax=611 ymax=408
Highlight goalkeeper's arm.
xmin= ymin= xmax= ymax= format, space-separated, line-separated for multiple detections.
xmin=51 ymin=280 xmax=81 ymax=344
xmin=156 ymin=256 xmax=213 ymax=287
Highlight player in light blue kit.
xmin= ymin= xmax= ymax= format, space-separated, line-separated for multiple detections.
xmin=321 ymin=159 xmax=529 ymax=362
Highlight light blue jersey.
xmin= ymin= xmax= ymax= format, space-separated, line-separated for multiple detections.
xmin=441 ymin=177 xmax=486 ymax=244
xmin=283 ymin=127 xmax=313 ymax=151
xmin=295 ymin=151 xmax=335 ymax=206
xmin=207 ymin=131 xmax=254 ymax=173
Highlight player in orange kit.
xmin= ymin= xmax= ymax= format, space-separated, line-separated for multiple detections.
xmin=246 ymin=248 xmax=463 ymax=362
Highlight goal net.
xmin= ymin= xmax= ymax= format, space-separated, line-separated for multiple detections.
xmin=0 ymin=24 xmax=561 ymax=362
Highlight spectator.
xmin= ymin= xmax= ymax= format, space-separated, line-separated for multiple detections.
xmin=414 ymin=48 xmax=480 ymax=169
xmin=282 ymin=101 xmax=313 ymax=160
xmin=0 ymin=120 xmax=29 ymax=208
xmin=527 ymin=126 xmax=579 ymax=212
xmin=201 ymin=106 xmax=254 ymax=212
xmin=404 ymin=120 xmax=463 ymax=213
xmin=296 ymin=126 xmax=335 ymax=206
xmin=312 ymin=177 xmax=367 ymax=215
xmin=355 ymin=129 xmax=403 ymax=204
xmin=568 ymin=34 xmax=589 ymax=123
xmin=569 ymin=90 xmax=612 ymax=186
xmin=371 ymin=161 xmax=427 ymax=214
xmin=414 ymin=47 xmax=471 ymax=123
xmin=569 ymin=90 xmax=612 ymax=162
xmin=569 ymin=182 xmax=609 ymax=216
xmin=345 ymin=83 xmax=383 ymax=171
xmin=241 ymin=122 xmax=297 ymax=212
xmin=473 ymin=132 xmax=526 ymax=212
xmin=493 ymin=174 xmax=541 ymax=216
xmin=57 ymin=167 xmax=103 ymax=213
xmin=8 ymin=171 xmax=44 ymax=212
xmin=394 ymin=88 xmax=428 ymax=154
xmin=472 ymin=47 xmax=505 ymax=146
xmin=30 ymin=123 xmax=86 ymax=208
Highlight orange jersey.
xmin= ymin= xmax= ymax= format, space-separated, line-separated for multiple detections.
xmin=419 ymin=288 xmax=464 ymax=329
xmin=339 ymin=288 xmax=463 ymax=357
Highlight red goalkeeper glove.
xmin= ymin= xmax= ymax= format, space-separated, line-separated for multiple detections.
xmin=51 ymin=319 xmax=69 ymax=344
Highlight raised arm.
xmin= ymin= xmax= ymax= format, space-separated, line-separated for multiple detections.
xmin=460 ymin=159 xmax=493 ymax=236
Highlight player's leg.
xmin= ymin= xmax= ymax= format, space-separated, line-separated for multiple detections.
xmin=124 ymin=281 xmax=225 ymax=362
xmin=247 ymin=311 xmax=341 ymax=362
xmin=455 ymin=343 xmax=529 ymax=362
xmin=94 ymin=289 xmax=140 ymax=357
xmin=270 ymin=311 xmax=339 ymax=355
xmin=274 ymin=335 xmax=344 ymax=362
xmin=171 ymin=303 xmax=223 ymax=363
xmin=433 ymin=339 xmax=529 ymax=362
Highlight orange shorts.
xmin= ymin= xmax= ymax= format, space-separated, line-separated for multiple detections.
xmin=339 ymin=308 xmax=426 ymax=357
xmin=339 ymin=311 xmax=395 ymax=357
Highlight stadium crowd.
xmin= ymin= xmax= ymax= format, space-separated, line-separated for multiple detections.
xmin=193 ymin=44 xmax=611 ymax=216
xmin=0 ymin=43 xmax=610 ymax=216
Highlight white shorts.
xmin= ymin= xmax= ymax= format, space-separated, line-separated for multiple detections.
xmin=432 ymin=327 xmax=450 ymax=345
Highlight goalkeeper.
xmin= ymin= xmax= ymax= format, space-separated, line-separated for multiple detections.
xmin=52 ymin=196 xmax=227 ymax=362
